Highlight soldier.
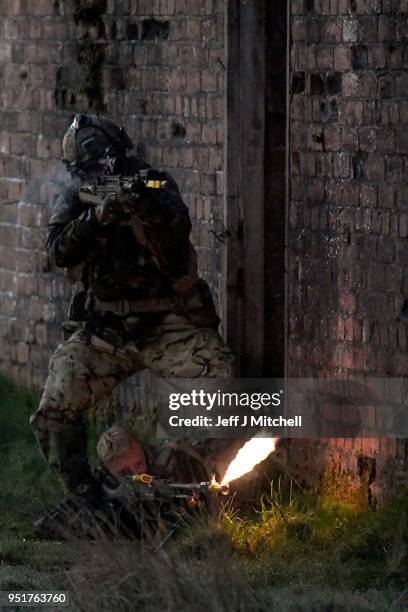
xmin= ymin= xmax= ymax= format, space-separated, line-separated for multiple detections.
xmin=96 ymin=423 xmax=210 ymax=484
xmin=30 ymin=114 xmax=235 ymax=529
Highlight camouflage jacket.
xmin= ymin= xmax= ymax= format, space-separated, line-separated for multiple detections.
xmin=47 ymin=157 xmax=198 ymax=304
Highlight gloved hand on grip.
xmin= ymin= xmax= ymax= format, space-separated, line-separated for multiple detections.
xmin=94 ymin=195 xmax=127 ymax=225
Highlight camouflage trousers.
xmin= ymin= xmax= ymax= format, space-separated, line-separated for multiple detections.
xmin=30 ymin=314 xmax=234 ymax=492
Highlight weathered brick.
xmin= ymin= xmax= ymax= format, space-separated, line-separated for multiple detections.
xmin=292 ymin=17 xmax=308 ymax=41
xmin=0 ymin=43 xmax=12 ymax=62
xmin=360 ymin=183 xmax=378 ymax=208
xmin=291 ymin=0 xmax=305 ymax=14
xmin=315 ymin=47 xmax=333 ymax=69
xmin=359 ymin=16 xmax=379 ymax=41
xmin=378 ymin=15 xmax=396 ymax=41
xmin=342 ymin=72 xmax=360 ymax=96
xmin=365 ymin=155 xmax=385 ymax=181
xmin=334 ymin=46 xmax=352 ymax=70
xmin=368 ymin=44 xmax=386 ymax=68
xmin=397 ymin=240 xmax=408 ymax=265
xmin=343 ymin=19 xmax=359 ymax=42
xmin=359 ymin=127 xmax=376 ymax=152
xmin=356 ymin=0 xmax=382 ymax=14
xmin=16 ymin=341 xmax=29 ymax=364
xmin=0 ymin=0 xmax=23 ymax=17
xmin=320 ymin=18 xmax=343 ymax=42
xmin=201 ymin=69 xmax=217 ymax=92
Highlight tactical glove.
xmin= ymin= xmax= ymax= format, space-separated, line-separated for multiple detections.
xmin=75 ymin=207 xmax=100 ymax=238
xmin=94 ymin=195 xmax=126 ymax=225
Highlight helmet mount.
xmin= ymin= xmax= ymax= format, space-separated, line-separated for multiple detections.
xmin=61 ymin=113 xmax=134 ymax=176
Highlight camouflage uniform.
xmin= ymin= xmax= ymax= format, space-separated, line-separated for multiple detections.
xmin=30 ymin=115 xmax=234 ymax=494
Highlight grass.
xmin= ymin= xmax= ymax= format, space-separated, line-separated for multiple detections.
xmin=0 ymin=372 xmax=408 ymax=611
xmin=0 ymin=374 xmax=75 ymax=606
xmin=219 ymin=491 xmax=408 ymax=591
xmin=68 ymin=493 xmax=408 ymax=611
xmin=0 ymin=374 xmax=62 ymax=519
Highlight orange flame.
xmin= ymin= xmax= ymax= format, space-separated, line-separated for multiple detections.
xmin=221 ymin=437 xmax=278 ymax=485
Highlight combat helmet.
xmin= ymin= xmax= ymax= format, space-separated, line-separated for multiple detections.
xmin=62 ymin=113 xmax=134 ymax=175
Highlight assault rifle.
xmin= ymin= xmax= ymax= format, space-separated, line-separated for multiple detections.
xmin=78 ymin=169 xmax=168 ymax=220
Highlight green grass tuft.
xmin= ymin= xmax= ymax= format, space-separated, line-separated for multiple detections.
xmin=0 ymin=373 xmax=62 ymax=524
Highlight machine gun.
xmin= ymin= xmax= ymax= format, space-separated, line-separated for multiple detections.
xmin=99 ymin=473 xmax=230 ymax=539
xmin=78 ymin=169 xmax=168 ymax=221
xmin=102 ymin=473 xmax=229 ymax=509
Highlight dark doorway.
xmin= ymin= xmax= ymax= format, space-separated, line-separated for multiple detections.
xmin=264 ymin=1 xmax=287 ymax=377
xmin=224 ymin=1 xmax=287 ymax=377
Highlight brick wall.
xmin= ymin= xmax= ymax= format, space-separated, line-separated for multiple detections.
xmin=0 ymin=0 xmax=226 ymax=389
xmin=288 ymin=0 xmax=408 ymax=494
xmin=1 ymin=0 xmax=406 ymax=494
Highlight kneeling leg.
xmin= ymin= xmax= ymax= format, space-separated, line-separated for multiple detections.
xmin=31 ymin=334 xmax=137 ymax=492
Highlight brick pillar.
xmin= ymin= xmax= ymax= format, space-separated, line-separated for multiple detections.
xmin=288 ymin=0 xmax=408 ymax=494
